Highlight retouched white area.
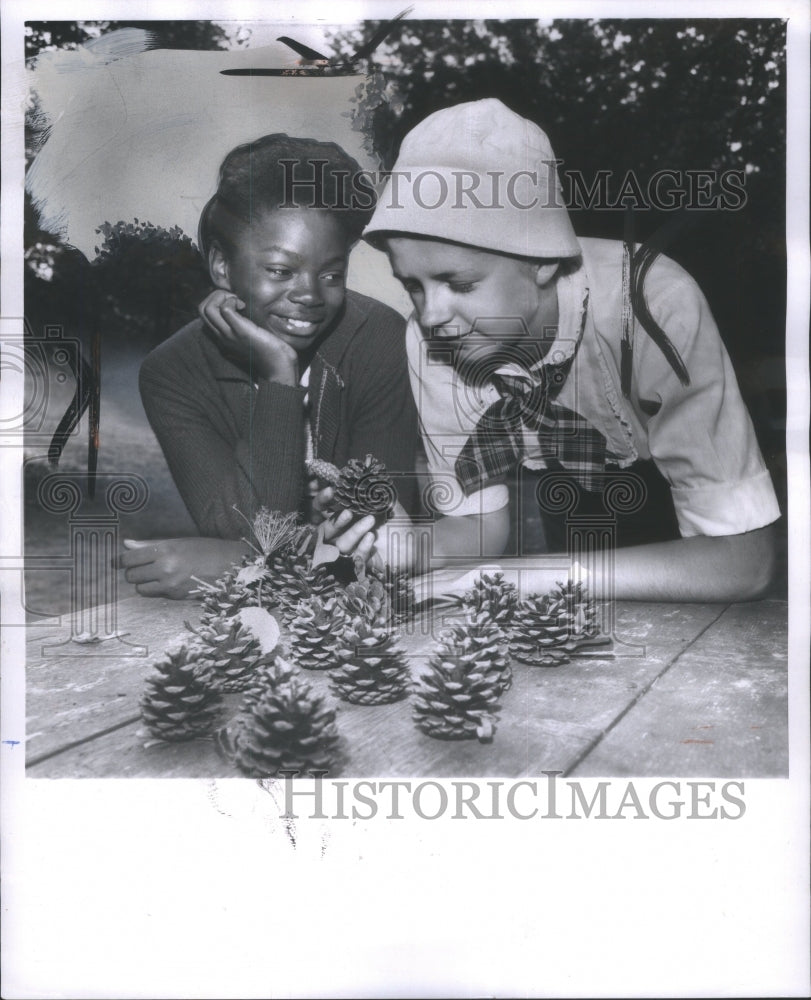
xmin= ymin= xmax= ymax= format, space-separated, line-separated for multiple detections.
xmin=27 ymin=47 xmax=373 ymax=257
xmin=26 ymin=32 xmax=413 ymax=314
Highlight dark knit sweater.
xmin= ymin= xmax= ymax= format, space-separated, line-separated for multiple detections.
xmin=139 ymin=290 xmax=418 ymax=539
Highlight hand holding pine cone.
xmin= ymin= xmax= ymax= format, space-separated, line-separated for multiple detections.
xmin=332 ymin=454 xmax=397 ymax=527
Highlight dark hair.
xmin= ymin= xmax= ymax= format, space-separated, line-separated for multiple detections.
xmin=198 ymin=133 xmax=374 ymax=259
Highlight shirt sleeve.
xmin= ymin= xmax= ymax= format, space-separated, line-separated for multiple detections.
xmin=405 ymin=316 xmax=509 ymax=518
xmin=632 ymin=261 xmax=780 ymax=537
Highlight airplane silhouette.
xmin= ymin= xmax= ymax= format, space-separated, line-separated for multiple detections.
xmin=221 ymin=7 xmax=413 ymax=76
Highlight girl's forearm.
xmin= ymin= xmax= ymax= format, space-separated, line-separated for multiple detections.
xmin=494 ymin=524 xmax=777 ymax=603
xmin=380 ymin=516 xmax=775 ymax=604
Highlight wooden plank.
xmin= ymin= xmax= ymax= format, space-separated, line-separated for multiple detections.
xmin=28 ymin=600 xmax=725 ymax=777
xmin=26 ymin=593 xmax=198 ymax=763
xmin=568 ymin=599 xmax=788 ymax=777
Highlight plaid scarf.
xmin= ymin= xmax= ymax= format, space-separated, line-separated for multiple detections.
xmin=454 ymin=357 xmax=611 ymax=496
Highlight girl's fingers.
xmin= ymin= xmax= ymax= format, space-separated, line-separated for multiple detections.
xmin=124 ymin=562 xmax=163 ymax=584
xmin=333 ymin=508 xmax=355 ymax=529
xmin=329 ymin=513 xmax=377 ymax=554
xmin=355 ymin=531 xmax=377 ymax=562
xmin=220 ymin=299 xmax=263 ymax=338
xmin=201 ymin=292 xmax=242 ymax=339
xmin=312 ymin=486 xmax=334 ymax=511
xmin=119 ymin=545 xmax=158 ymax=568
xmin=220 ymin=303 xmax=297 ymax=364
xmin=200 ymin=302 xmax=233 ymax=340
xmin=135 ymin=580 xmax=170 ymax=598
xmin=322 ymin=508 xmax=354 ymax=540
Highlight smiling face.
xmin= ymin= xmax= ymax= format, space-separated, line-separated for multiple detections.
xmin=385 ymin=237 xmax=559 ymax=377
xmin=210 ymin=209 xmax=350 ymax=351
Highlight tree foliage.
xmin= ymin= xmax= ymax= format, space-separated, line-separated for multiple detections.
xmin=329 ymin=17 xmax=785 ymax=362
xmin=25 ymin=20 xmax=230 ymax=61
xmin=24 ymin=21 xmax=227 ymax=350
xmin=330 ymin=18 xmax=784 ymax=185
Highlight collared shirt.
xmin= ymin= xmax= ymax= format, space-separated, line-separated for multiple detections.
xmin=406 ymin=237 xmax=780 ymax=538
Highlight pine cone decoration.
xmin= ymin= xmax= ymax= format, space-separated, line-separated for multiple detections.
xmin=227 ymin=673 xmax=340 ymax=778
xmin=306 ymin=457 xmax=342 ymax=486
xmin=330 ymin=616 xmax=410 ymax=705
xmin=266 ymin=547 xmax=339 ymax=621
xmin=387 ymin=570 xmax=417 ymax=625
xmin=264 ymin=546 xmax=309 ymax=606
xmin=461 ymin=611 xmax=513 ymax=696
xmin=339 ymin=577 xmax=389 ymax=623
xmin=237 ymin=655 xmax=299 ymax=714
xmin=509 ymin=593 xmax=570 ymax=665
xmin=140 ymin=644 xmax=223 ymax=744
xmin=362 ymin=563 xmax=417 ymax=625
xmin=509 ymin=582 xmax=601 ymax=665
xmin=460 ymin=571 xmax=518 ymax=630
xmin=546 ymin=581 xmax=600 ymax=646
xmin=192 ymin=559 xmax=263 ymax=626
xmin=333 ymin=453 xmax=397 ymax=525
xmin=412 ymin=623 xmax=505 ymax=741
xmin=194 ymin=616 xmax=279 ymax=692
xmin=288 ymin=595 xmax=346 ymax=670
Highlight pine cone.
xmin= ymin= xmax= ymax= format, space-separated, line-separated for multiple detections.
xmin=387 ymin=570 xmax=417 ymax=625
xmin=460 ymin=571 xmax=518 ymax=630
xmin=194 ymin=616 xmax=279 ymax=692
xmin=228 ymin=673 xmax=340 ymax=778
xmin=140 ymin=644 xmax=223 ymax=744
xmin=509 ymin=593 xmax=572 ymax=666
xmin=546 ymin=581 xmax=600 ymax=647
xmin=237 ymin=655 xmax=299 ymax=714
xmin=288 ymin=595 xmax=346 ymax=670
xmin=509 ymin=582 xmax=601 ymax=664
xmin=265 ymin=547 xmax=339 ymax=621
xmin=330 ymin=615 xmax=410 ymax=705
xmin=412 ymin=624 xmax=504 ymax=741
xmin=362 ymin=563 xmax=417 ymax=625
xmin=192 ymin=559 xmax=263 ymax=626
xmin=306 ymin=457 xmax=342 ymax=487
xmin=263 ymin=546 xmax=309 ymax=606
xmin=461 ymin=610 xmax=513 ymax=696
xmin=333 ymin=453 xmax=397 ymax=525
xmin=339 ymin=577 xmax=389 ymax=623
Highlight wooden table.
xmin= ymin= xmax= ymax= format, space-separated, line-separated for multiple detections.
xmin=24 ymin=591 xmax=788 ymax=778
